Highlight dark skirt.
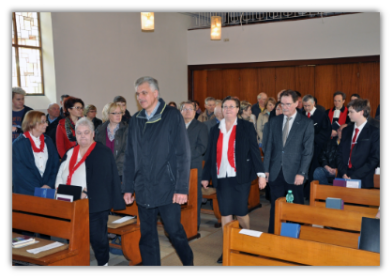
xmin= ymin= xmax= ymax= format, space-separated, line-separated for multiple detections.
xmin=216 ymin=176 xmax=251 ymax=217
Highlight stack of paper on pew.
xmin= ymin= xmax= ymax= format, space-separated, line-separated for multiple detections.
xmin=34 ymin=188 xmax=56 ymax=199
xmin=280 ymin=223 xmax=301 ymax=238
xmin=12 ymin=235 xmax=36 ymax=248
xmin=326 ymin=197 xmax=344 ymax=210
xmin=333 ymin=178 xmax=361 ymax=188
xmin=333 ymin=178 xmax=347 ymax=187
xmin=107 ymin=215 xmax=136 ymax=229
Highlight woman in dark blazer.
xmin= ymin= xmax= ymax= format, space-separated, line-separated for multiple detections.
xmin=13 ymin=110 xmax=59 ymax=195
xmin=55 ymin=117 xmax=125 ymax=266
xmin=201 ymin=96 xmax=266 ymax=263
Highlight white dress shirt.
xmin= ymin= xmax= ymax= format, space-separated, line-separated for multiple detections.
xmin=24 ymin=132 xmax=48 ymax=177
xmin=55 ymin=148 xmax=87 ymax=190
xmin=307 ymin=106 xmax=317 ymax=117
xmin=217 ymin=118 xmax=237 ymax=178
xmin=282 ymin=110 xmax=297 ymax=136
xmin=351 ymin=120 xmax=368 ymax=142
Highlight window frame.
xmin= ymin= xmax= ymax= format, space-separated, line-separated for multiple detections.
xmin=12 ymin=12 xmax=45 ymax=96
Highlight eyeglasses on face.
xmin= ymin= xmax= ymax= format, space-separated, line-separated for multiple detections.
xmin=280 ymin=103 xmax=293 ymax=107
xmin=70 ymin=106 xmax=83 ymax=110
xmin=182 ymin=108 xmax=194 ymax=112
xmin=223 ymin=106 xmax=238 ymax=110
xmin=110 ymin=112 xmax=122 ymax=115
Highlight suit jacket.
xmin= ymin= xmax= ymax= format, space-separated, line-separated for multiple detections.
xmin=204 ymin=117 xmax=219 ymax=136
xmin=263 ymin=113 xmax=314 ymax=184
xmin=202 ymin=118 xmax=264 ymax=187
xmin=186 ymin=119 xmax=208 ymax=174
xmin=45 ymin=114 xmax=60 ymax=155
xmin=303 ymin=108 xmax=331 ymax=149
xmin=336 ymin=122 xmax=380 ymax=188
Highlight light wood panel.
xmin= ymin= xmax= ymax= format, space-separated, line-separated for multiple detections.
xmin=295 ymin=66 xmax=315 ymax=96
xmin=257 ymin=67 xmax=276 ymax=98
xmin=222 ymin=69 xmax=240 ymax=100
xmin=239 ymin=68 xmax=258 ymax=102
xmin=315 ymin=64 xmax=337 ymax=110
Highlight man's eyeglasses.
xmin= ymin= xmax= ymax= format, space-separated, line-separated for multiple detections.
xmin=70 ymin=106 xmax=83 ymax=110
xmin=223 ymin=106 xmax=238 ymax=110
xmin=280 ymin=103 xmax=292 ymax=108
xmin=110 ymin=112 xmax=122 ymax=115
xmin=182 ymin=108 xmax=194 ymax=112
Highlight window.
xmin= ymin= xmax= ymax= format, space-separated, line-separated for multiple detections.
xmin=12 ymin=12 xmax=44 ymax=95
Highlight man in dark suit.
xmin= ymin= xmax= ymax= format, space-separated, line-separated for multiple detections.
xmin=204 ymin=100 xmax=223 ymax=135
xmin=336 ymin=99 xmax=380 ymax=188
xmin=251 ymin=92 xmax=268 ymax=122
xmin=45 ymin=103 xmax=61 ymax=156
xmin=263 ymin=90 xmax=314 ymax=233
xmin=181 ymin=101 xmax=209 ymax=230
xmin=302 ymin=95 xmax=331 ymax=198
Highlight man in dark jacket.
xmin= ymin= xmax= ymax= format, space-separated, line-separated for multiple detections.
xmin=45 ymin=103 xmax=61 ymax=155
xmin=114 ymin=95 xmax=132 ymax=124
xmin=123 ymin=76 xmax=193 ymax=266
xmin=12 ymin=87 xmax=33 ymax=142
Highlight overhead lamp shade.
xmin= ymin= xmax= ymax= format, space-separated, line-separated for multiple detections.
xmin=141 ymin=12 xmax=154 ymax=31
xmin=210 ymin=16 xmax=222 ymax=40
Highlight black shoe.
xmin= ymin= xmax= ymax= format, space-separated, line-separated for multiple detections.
xmin=217 ymin=254 xmax=223 ymax=264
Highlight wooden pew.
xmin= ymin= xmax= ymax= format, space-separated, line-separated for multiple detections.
xmin=223 ymin=220 xmax=379 ymax=266
xmin=109 ymin=169 xmax=199 ymax=265
xmin=274 ymin=197 xmax=377 ymax=249
xmin=12 ymin=193 xmax=90 ymax=266
xmin=374 ymin=174 xmax=380 ymax=189
xmin=310 ymin=180 xmax=379 ymax=215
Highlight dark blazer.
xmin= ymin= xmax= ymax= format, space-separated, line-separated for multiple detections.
xmin=263 ymin=112 xmax=314 ymax=184
xmin=45 ymin=114 xmax=60 ymax=155
xmin=204 ymin=117 xmax=219 ymax=135
xmin=186 ymin=119 xmax=208 ymax=171
xmin=303 ymin=108 xmax=331 ymax=149
xmin=12 ymin=134 xmax=59 ymax=195
xmin=336 ymin=122 xmax=380 ymax=188
xmin=202 ymin=118 xmax=264 ymax=187
xmin=60 ymin=142 xmax=125 ymax=213
xmin=95 ymin=121 xmax=129 ymax=176
xmin=92 ymin=117 xmax=103 ymax=130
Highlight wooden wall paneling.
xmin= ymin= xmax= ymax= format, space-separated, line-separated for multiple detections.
xmin=315 ymin=65 xmax=337 ymax=110
xmin=336 ymin=63 xmax=361 ymax=102
xmin=275 ymin=67 xmax=296 ymax=93
xmin=192 ymin=70 xmax=207 ymax=108
xmin=295 ymin=66 xmax=315 ymax=97
xmin=239 ymin=68 xmax=258 ymax=102
xmin=359 ymin=62 xmax=380 ymax=118
xmin=207 ymin=70 xmax=224 ymax=101
xmin=222 ymin=69 xmax=240 ymax=100
xmin=257 ymin=68 xmax=276 ymax=98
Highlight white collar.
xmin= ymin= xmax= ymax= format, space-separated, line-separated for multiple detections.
xmin=219 ymin=118 xmax=238 ymax=132
xmin=354 ymin=120 xmax=367 ymax=132
xmin=285 ymin=110 xmax=297 ymax=121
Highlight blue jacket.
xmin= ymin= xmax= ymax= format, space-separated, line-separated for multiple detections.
xmin=12 ymin=134 xmax=59 ymax=195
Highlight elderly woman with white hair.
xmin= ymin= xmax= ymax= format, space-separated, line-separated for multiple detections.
xmin=55 ymin=117 xmax=125 ymax=266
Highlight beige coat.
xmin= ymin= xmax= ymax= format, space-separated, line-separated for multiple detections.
xmin=256 ymin=113 xmax=269 ymax=144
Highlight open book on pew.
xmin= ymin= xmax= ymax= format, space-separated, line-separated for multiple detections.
xmin=333 ymin=178 xmax=361 ymax=188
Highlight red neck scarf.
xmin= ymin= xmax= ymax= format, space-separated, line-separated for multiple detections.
xmin=216 ymin=125 xmax=237 ymax=173
xmin=66 ymin=142 xmax=96 ymax=185
xmin=328 ymin=106 xmax=348 ymax=126
xmin=24 ymin=132 xmax=45 ymax=153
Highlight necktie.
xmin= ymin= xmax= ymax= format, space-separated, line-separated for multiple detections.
xmin=348 ymin=128 xmax=359 ymax=168
xmin=307 ymin=112 xmax=311 ymax=118
xmin=282 ymin=116 xmax=292 ymax=147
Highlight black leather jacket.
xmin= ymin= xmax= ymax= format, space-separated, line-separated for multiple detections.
xmin=318 ymin=137 xmax=339 ymax=169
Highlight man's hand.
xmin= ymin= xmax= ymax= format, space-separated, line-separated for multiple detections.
xmin=41 ymin=185 xmax=51 ymax=189
xmin=123 ymin=193 xmax=134 ymax=204
xmin=294 ymin=175 xmax=304 ymax=185
xmin=12 ymin=126 xmax=17 ymax=132
xmin=343 ymin=174 xmax=350 ymax=179
xmin=265 ymin=172 xmax=269 ymax=182
xmin=173 ymin=193 xmax=188 ymax=205
xmin=331 ymin=130 xmax=338 ymax=137
xmin=329 ymin=168 xmax=337 ymax=175
xmin=258 ymin=177 xmax=267 ymax=190
xmin=201 ymin=180 xmax=209 ymax=189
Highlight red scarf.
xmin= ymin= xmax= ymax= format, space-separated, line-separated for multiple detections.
xmin=216 ymin=125 xmax=237 ymax=174
xmin=328 ymin=106 xmax=348 ymax=126
xmin=66 ymin=142 xmax=96 ymax=185
xmin=24 ymin=132 xmax=45 ymax=153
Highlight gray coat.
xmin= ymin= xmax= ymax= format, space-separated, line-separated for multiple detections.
xmin=95 ymin=121 xmax=128 ymax=177
xmin=186 ymin=119 xmax=208 ymax=171
xmin=263 ymin=112 xmax=314 ymax=184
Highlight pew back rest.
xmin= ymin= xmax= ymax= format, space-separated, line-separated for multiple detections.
xmin=223 ymin=221 xmax=379 ymax=266
xmin=12 ymin=193 xmax=89 ymax=252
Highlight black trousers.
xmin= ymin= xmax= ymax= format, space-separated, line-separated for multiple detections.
xmin=89 ymin=210 xmax=110 ymax=266
xmin=268 ymin=168 xmax=304 ymax=234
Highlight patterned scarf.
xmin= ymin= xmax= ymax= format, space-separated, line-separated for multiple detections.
xmin=65 ymin=117 xmax=77 ymax=142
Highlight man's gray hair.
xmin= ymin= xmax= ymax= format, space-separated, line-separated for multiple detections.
xmin=180 ymin=100 xmax=196 ymax=111
xmin=47 ymin=103 xmax=59 ymax=109
xmin=302 ymin=94 xmax=315 ymax=103
xmin=134 ymin=76 xmax=160 ymax=96
xmin=12 ymin=87 xmax=26 ymax=98
xmin=75 ymin=117 xmax=95 ymax=133
xmin=215 ymin=99 xmax=222 ymax=106
xmin=204 ymin=97 xmax=215 ymax=104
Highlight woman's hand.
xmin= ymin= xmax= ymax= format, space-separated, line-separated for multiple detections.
xmin=41 ymin=185 xmax=51 ymax=189
xmin=258 ymin=177 xmax=267 ymax=190
xmin=201 ymin=180 xmax=209 ymax=189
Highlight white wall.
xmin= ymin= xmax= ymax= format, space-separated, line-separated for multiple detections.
xmin=49 ymin=12 xmax=191 ymax=117
xmin=187 ymin=13 xmax=380 ymax=65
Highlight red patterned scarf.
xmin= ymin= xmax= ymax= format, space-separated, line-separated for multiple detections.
xmin=66 ymin=142 xmax=96 ymax=185
xmin=24 ymin=131 xmax=45 ymax=153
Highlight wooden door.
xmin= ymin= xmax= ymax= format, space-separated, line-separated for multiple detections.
xmin=257 ymin=68 xmax=276 ymax=99
xmin=193 ymin=70 xmax=207 ymax=108
xmin=207 ymin=70 xmax=223 ymax=101
xmin=336 ymin=63 xmax=361 ymax=102
xmin=222 ymin=69 xmax=240 ymax=100
xmin=295 ymin=66 xmax=315 ymax=96
xmin=239 ymin=68 xmax=258 ymax=103
xmin=276 ymin=67 xmax=295 ymax=93
xmin=315 ymin=65 xmax=337 ymax=110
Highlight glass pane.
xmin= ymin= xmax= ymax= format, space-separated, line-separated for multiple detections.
xmin=15 ymin=12 xmax=40 ymax=47
xmin=12 ymin=14 xmax=15 ymax=44
xmin=18 ymin=47 xmax=43 ymax=94
xmin=12 ymin=47 xmax=18 ymax=87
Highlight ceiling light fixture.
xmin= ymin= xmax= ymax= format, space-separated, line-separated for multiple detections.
xmin=141 ymin=12 xmax=154 ymax=31
xmin=210 ymin=16 xmax=222 ymax=40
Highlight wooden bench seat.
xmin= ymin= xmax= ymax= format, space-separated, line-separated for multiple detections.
xmin=223 ymin=220 xmax=379 ymax=266
xmin=274 ymin=197 xmax=377 ymax=249
xmin=12 ymin=193 xmax=90 ymax=266
xmin=310 ymin=180 xmax=379 ymax=215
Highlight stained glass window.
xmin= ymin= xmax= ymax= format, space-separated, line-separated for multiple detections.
xmin=12 ymin=12 xmax=44 ymax=95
